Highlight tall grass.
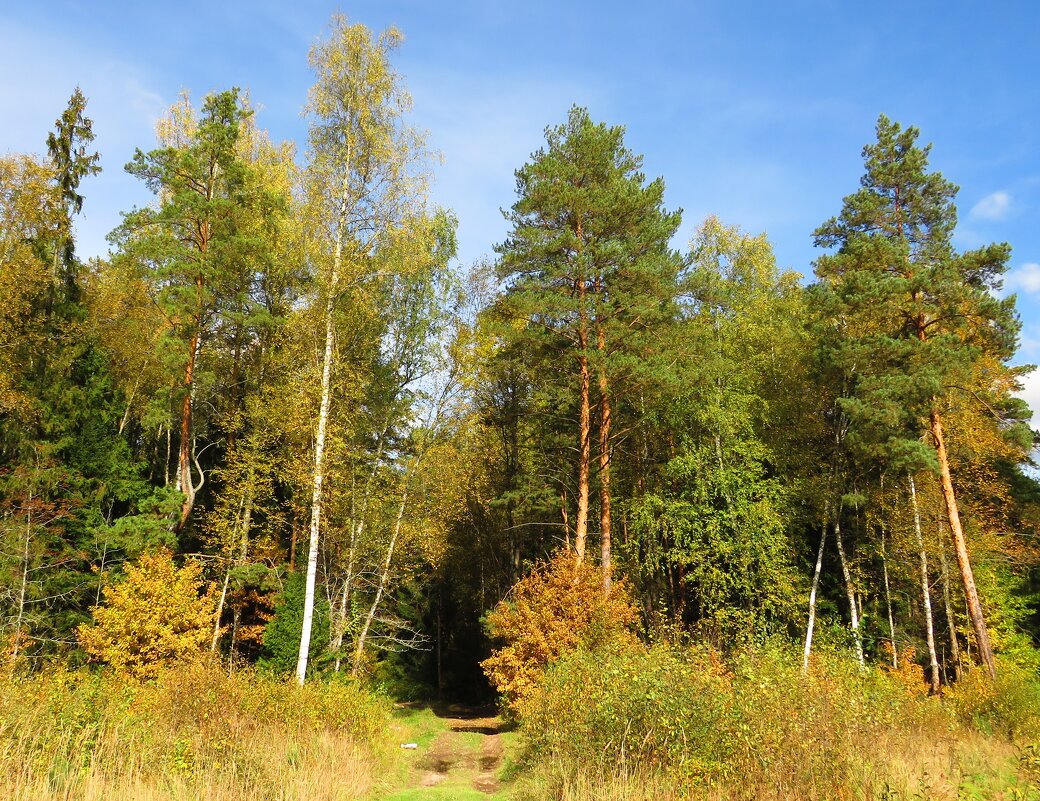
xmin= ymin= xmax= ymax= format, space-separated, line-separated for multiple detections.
xmin=0 ymin=660 xmax=392 ymax=800
xmin=515 ymin=643 xmax=1040 ymax=800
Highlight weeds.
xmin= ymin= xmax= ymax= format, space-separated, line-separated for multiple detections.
xmin=0 ymin=659 xmax=391 ymax=800
xmin=514 ymin=642 xmax=1040 ymax=800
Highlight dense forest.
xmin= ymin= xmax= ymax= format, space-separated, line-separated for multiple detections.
xmin=2 ymin=15 xmax=1039 ymax=801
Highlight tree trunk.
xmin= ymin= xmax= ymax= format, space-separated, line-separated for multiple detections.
xmin=597 ymin=347 xmax=612 ymax=592
xmin=574 ymin=330 xmax=591 ymax=560
xmin=594 ymin=269 xmax=613 ymax=591
xmin=176 ymin=326 xmax=200 ymax=528
xmin=802 ymin=506 xmax=828 ymax=673
xmin=289 ymin=518 xmax=299 ymax=573
xmin=164 ymin=423 xmax=171 ymax=488
xmin=937 ymin=524 xmax=963 ymax=682
xmin=561 ymin=491 xmax=571 ymax=552
xmin=333 ymin=423 xmax=390 ymax=671
xmin=212 ymin=487 xmax=253 ymax=654
xmin=909 ymin=474 xmax=940 ymax=694
xmin=573 ymin=219 xmax=590 ymax=561
xmin=880 ymin=526 xmax=898 ymax=669
xmin=352 ymin=467 xmax=413 ymax=674
xmin=833 ymin=502 xmax=864 ymax=668
xmin=929 ymin=408 xmax=996 ymax=679
xmin=296 ymin=168 xmax=351 ymax=686
xmin=11 ymin=504 xmax=32 ymax=673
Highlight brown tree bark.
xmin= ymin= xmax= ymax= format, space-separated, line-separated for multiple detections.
xmin=573 ymin=245 xmax=591 ymax=561
xmin=930 ymin=408 xmax=996 ymax=679
xmin=597 ymin=323 xmax=612 ymax=592
xmin=575 ymin=344 xmax=591 ymax=561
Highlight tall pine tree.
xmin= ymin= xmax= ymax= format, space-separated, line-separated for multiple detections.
xmin=813 ymin=115 xmax=1027 ymax=679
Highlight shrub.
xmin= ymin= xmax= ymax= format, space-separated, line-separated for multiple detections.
xmin=515 ymin=642 xmax=987 ymax=799
xmin=946 ymin=658 xmax=1040 ymax=741
xmin=77 ymin=549 xmax=215 ymax=679
xmin=520 ymin=642 xmax=733 ymax=779
xmin=0 ymin=662 xmax=391 ymax=800
xmin=481 ymin=549 xmax=639 ymax=713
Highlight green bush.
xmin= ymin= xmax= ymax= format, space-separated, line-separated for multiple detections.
xmin=946 ymin=658 xmax=1040 ymax=741
xmin=519 ymin=642 xmax=732 ymax=779
xmin=516 ymin=642 xmax=984 ymax=799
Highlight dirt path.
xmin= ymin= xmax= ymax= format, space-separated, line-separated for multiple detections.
xmin=388 ymin=705 xmax=512 ymax=800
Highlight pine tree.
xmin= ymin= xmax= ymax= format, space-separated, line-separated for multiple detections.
xmin=813 ymin=115 xmax=1026 ymax=679
xmin=114 ymin=89 xmax=280 ymax=530
xmin=496 ymin=106 xmax=682 ymax=584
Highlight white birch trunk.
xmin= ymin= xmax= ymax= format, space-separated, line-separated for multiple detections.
xmin=802 ymin=507 xmax=828 ymax=673
xmin=351 ymin=467 xmax=413 ymax=674
xmin=296 ymin=167 xmax=351 ymax=686
xmin=880 ymin=526 xmax=898 ymax=668
xmin=833 ymin=503 xmax=864 ymax=668
xmin=333 ymin=423 xmax=390 ymax=671
xmin=909 ymin=474 xmax=940 ymax=693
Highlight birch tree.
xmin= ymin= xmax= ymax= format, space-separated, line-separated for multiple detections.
xmin=294 ymin=16 xmax=430 ymax=684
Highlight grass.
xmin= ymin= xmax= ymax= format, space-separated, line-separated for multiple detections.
xmin=380 ymin=704 xmax=514 ymax=801
xmin=0 ymin=659 xmax=392 ymax=801
xmin=5 ymin=647 xmax=1037 ymax=801
xmin=511 ymin=643 xmax=1040 ymax=801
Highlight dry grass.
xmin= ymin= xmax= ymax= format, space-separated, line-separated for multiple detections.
xmin=514 ymin=644 xmax=1040 ymax=801
xmin=0 ymin=659 xmax=391 ymax=801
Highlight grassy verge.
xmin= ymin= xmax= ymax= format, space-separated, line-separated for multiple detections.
xmin=0 ymin=659 xmax=392 ymax=801
xmin=513 ymin=643 xmax=1040 ymax=801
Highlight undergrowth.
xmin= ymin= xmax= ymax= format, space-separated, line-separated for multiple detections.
xmin=0 ymin=659 xmax=392 ymax=801
xmin=514 ymin=642 xmax=1040 ymax=801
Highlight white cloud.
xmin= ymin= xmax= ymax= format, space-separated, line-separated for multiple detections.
xmin=1016 ymin=370 xmax=1040 ymax=424
xmin=969 ymin=190 xmax=1012 ymax=221
xmin=1003 ymin=263 xmax=1040 ymax=296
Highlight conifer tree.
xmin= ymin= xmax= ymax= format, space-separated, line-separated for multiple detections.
xmin=115 ymin=89 xmax=279 ymax=530
xmin=813 ymin=115 xmax=1026 ymax=679
xmin=496 ymin=107 xmax=681 ymax=583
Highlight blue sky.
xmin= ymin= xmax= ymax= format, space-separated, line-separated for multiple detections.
xmin=3 ymin=1 xmax=1040 ymax=406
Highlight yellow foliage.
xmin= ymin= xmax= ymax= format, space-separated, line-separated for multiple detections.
xmin=481 ymin=550 xmax=639 ymax=714
xmin=78 ymin=550 xmax=216 ymax=679
xmin=881 ymin=643 xmax=930 ymax=696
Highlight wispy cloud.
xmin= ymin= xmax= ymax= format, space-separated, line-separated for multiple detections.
xmin=1003 ymin=263 xmax=1040 ymax=296
xmin=970 ymin=190 xmax=1012 ymax=221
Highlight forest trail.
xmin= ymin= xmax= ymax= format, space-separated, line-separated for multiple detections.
xmin=385 ymin=705 xmax=514 ymax=800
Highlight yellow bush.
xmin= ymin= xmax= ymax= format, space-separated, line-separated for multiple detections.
xmin=481 ymin=549 xmax=638 ymax=714
xmin=78 ymin=550 xmax=215 ymax=679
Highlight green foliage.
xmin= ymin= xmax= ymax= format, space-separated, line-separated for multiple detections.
xmin=260 ymin=571 xmax=331 ymax=676
xmin=946 ymin=659 xmax=1040 ymax=740
xmin=623 ymin=218 xmax=804 ymax=641
xmin=520 ymin=642 xmax=733 ymax=777
xmin=519 ymin=642 xmax=1039 ymax=800
xmin=629 ymin=437 xmax=796 ymax=642
xmin=0 ymin=662 xmax=390 ymax=799
xmin=812 ymin=114 xmax=1024 ymax=467
xmin=77 ymin=550 xmax=215 ymax=679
